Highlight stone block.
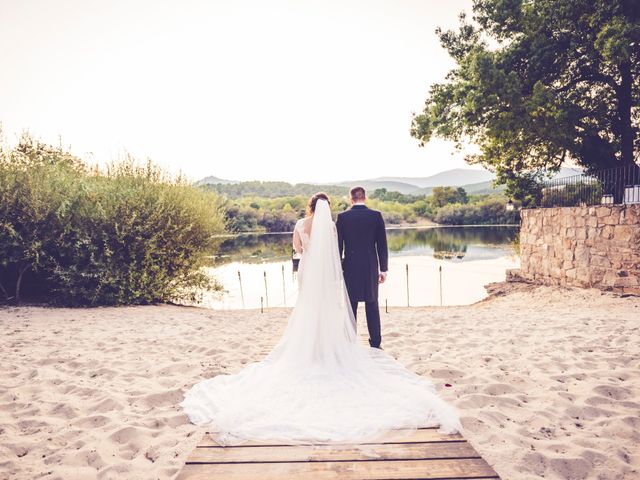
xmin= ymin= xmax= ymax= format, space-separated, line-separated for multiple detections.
xmin=603 ymin=211 xmax=621 ymax=225
xmin=574 ymin=246 xmax=590 ymax=264
xmin=589 ymin=267 xmax=606 ymax=284
xmin=614 ymin=225 xmax=636 ymax=244
xmin=621 ymin=206 xmax=640 ymax=225
xmin=550 ymin=266 xmax=562 ymax=278
xmin=613 ymin=276 xmax=639 ymax=288
xmin=623 ymin=286 xmax=640 ymax=296
xmin=590 ymin=255 xmax=611 ymax=269
xmin=601 ymin=225 xmax=614 ymax=239
xmin=576 ymin=268 xmax=591 ymax=285
xmin=602 ymin=270 xmax=618 ymax=286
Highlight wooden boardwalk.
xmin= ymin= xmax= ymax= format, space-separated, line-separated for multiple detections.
xmin=177 ymin=427 xmax=500 ymax=480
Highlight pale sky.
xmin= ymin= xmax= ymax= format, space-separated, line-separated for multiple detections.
xmin=0 ymin=0 xmax=478 ymax=183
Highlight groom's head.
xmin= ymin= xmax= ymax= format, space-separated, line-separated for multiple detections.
xmin=349 ymin=186 xmax=366 ymax=205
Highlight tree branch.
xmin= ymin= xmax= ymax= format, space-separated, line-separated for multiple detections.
xmin=554 ymin=71 xmax=618 ymax=93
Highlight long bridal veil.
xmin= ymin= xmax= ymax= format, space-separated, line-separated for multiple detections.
xmin=181 ymin=199 xmax=460 ymax=445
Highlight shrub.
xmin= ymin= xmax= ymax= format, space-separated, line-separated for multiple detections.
xmin=434 ymin=198 xmax=519 ymax=225
xmin=0 ymin=135 xmax=226 ymax=305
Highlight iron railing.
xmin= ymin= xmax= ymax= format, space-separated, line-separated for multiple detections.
xmin=540 ymin=164 xmax=640 ymax=208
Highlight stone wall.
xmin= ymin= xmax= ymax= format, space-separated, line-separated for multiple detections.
xmin=515 ymin=205 xmax=640 ymax=295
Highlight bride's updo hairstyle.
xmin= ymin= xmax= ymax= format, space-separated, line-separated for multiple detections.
xmin=306 ymin=192 xmax=331 ymax=216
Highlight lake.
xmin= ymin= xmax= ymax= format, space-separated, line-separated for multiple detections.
xmin=201 ymin=226 xmax=520 ymax=309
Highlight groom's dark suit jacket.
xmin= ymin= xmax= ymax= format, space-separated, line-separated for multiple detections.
xmin=336 ymin=205 xmax=388 ymax=303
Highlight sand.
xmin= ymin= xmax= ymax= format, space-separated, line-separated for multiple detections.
xmin=0 ymin=283 xmax=638 ymax=480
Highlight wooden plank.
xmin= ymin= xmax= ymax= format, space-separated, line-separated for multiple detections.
xmin=176 ymin=458 xmax=498 ymax=480
xmin=188 ymin=441 xmax=477 ymax=463
xmin=200 ymin=428 xmax=464 ymax=447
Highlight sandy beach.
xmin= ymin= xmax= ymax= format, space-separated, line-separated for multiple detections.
xmin=0 ymin=283 xmax=638 ymax=480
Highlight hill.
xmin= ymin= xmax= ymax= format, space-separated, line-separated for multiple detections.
xmin=333 ymin=180 xmax=422 ymax=195
xmin=371 ymin=168 xmax=495 ymax=189
xmin=194 ymin=175 xmax=238 ymax=186
xmin=195 ymin=167 xmax=584 ymax=197
xmin=420 ymin=180 xmax=505 ymax=196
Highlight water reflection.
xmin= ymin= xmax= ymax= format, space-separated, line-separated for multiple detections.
xmin=386 ymin=226 xmax=518 ymax=261
xmin=202 ymin=226 xmax=520 ymax=309
xmin=213 ymin=226 xmax=519 ymax=265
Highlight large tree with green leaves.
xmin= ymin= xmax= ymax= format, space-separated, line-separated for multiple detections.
xmin=411 ymin=0 xmax=639 ymax=201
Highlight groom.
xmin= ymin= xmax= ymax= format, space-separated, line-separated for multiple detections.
xmin=336 ymin=186 xmax=388 ymax=348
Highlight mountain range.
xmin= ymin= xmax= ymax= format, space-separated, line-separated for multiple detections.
xmin=196 ymin=167 xmax=584 ymax=196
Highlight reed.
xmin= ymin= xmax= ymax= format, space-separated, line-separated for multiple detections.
xmin=0 ymin=134 xmax=226 ymax=306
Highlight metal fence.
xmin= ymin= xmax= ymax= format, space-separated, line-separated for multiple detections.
xmin=540 ymin=164 xmax=640 ymax=208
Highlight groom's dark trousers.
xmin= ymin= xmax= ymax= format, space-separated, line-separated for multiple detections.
xmin=349 ymin=298 xmax=381 ymax=348
xmin=336 ymin=204 xmax=388 ymax=348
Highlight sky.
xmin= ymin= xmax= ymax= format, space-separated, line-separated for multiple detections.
xmin=0 ymin=0 xmax=478 ymax=184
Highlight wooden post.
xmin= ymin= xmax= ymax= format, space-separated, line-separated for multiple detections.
xmin=439 ymin=265 xmax=443 ymax=307
xmin=260 ymin=296 xmax=264 ymax=313
xmin=405 ymin=263 xmax=409 ymax=307
xmin=263 ymin=271 xmax=269 ymax=308
xmin=281 ymin=264 xmax=286 ymax=306
xmin=238 ymin=270 xmax=245 ymax=308
xmin=385 ymin=298 xmax=388 ymax=314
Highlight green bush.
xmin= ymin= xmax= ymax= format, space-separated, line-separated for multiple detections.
xmin=541 ymin=183 xmax=602 ymax=207
xmin=0 ymin=135 xmax=226 ymax=306
xmin=434 ymin=198 xmax=520 ymax=225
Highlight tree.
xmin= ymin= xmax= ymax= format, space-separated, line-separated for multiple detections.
xmin=411 ymin=0 xmax=639 ymax=200
xmin=431 ymin=186 xmax=469 ymax=207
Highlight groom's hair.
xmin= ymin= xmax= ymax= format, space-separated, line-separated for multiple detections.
xmin=350 ymin=186 xmax=366 ymax=202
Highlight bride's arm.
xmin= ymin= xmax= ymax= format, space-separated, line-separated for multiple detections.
xmin=293 ymin=226 xmax=303 ymax=254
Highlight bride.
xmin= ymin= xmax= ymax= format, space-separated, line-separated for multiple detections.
xmin=180 ymin=194 xmax=460 ymax=445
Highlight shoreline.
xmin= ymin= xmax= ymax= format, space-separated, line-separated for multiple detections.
xmin=213 ymin=222 xmax=520 ymax=237
xmin=1 ymin=284 xmax=638 ymax=480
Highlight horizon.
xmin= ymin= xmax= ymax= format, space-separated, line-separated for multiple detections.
xmin=200 ymin=165 xmax=492 ymax=184
xmin=0 ymin=0 xmax=477 ymax=184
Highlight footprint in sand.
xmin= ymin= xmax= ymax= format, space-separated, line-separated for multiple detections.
xmin=592 ymin=384 xmax=632 ymax=400
xmin=108 ymin=426 xmax=141 ymax=445
xmin=429 ymin=368 xmax=465 ymax=379
xmin=521 ymin=452 xmax=548 ymax=476
xmin=92 ymin=397 xmax=123 ymax=413
xmin=72 ymin=415 xmax=112 ymax=428
xmin=584 ymin=395 xmax=616 ymax=407
xmin=565 ymin=405 xmax=616 ymax=421
xmin=548 ymin=456 xmax=592 ymax=480
xmin=97 ymin=463 xmax=130 ymax=479
xmin=49 ymin=403 xmax=77 ymax=419
xmin=483 ymin=383 xmax=518 ymax=395
xmin=457 ymin=394 xmax=520 ymax=409
xmin=140 ymin=389 xmax=183 ymax=408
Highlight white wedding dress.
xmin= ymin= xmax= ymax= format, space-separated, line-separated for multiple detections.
xmin=180 ymin=200 xmax=460 ymax=445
